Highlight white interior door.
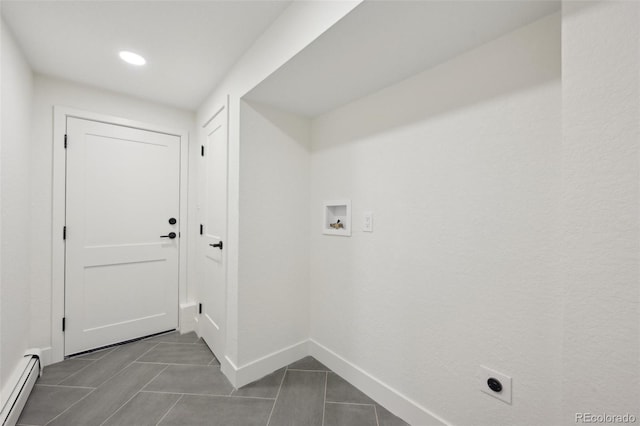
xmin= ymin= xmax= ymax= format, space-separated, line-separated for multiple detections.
xmin=199 ymin=109 xmax=228 ymax=359
xmin=65 ymin=117 xmax=180 ymax=355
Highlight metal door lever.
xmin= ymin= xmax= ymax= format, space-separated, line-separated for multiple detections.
xmin=209 ymin=241 xmax=223 ymax=250
xmin=160 ymin=232 xmax=177 ymax=239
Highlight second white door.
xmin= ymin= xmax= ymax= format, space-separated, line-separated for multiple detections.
xmin=65 ymin=117 xmax=180 ymax=355
xmin=199 ymin=108 xmax=228 ymax=360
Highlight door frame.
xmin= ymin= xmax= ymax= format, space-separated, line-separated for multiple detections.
xmin=51 ymin=106 xmax=190 ymax=364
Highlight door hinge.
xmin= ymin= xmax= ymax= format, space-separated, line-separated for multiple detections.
xmin=198 ymin=303 xmax=202 ymax=314
xmin=199 ymin=224 xmax=203 ymax=235
xmin=201 ymin=145 xmax=204 ymax=157
xmin=62 ymin=317 xmax=66 ymax=332
xmin=63 ymin=226 xmax=67 ymax=240
xmin=64 ymin=134 xmax=68 ymax=149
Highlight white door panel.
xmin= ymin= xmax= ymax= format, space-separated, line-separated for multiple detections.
xmin=199 ymin=109 xmax=228 ymax=359
xmin=65 ymin=117 xmax=180 ymax=355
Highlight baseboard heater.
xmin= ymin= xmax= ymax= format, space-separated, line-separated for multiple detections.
xmin=0 ymin=350 xmax=41 ymax=426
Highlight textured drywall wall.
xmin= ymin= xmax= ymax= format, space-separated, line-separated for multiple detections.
xmin=196 ymin=0 xmax=361 ymax=367
xmin=309 ymin=14 xmax=561 ymax=426
xmin=238 ymin=100 xmax=310 ymax=365
xmin=0 ymin=20 xmax=33 ymax=407
xmin=561 ymin=1 xmax=640 ymax=422
xmin=29 ymin=75 xmax=195 ymax=353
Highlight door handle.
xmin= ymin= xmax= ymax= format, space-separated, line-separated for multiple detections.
xmin=209 ymin=241 xmax=223 ymax=250
xmin=160 ymin=232 xmax=177 ymax=239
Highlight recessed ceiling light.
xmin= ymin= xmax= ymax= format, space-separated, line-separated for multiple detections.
xmin=119 ymin=51 xmax=146 ymax=66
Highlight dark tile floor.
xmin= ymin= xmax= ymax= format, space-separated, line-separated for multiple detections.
xmin=17 ymin=332 xmax=410 ymax=426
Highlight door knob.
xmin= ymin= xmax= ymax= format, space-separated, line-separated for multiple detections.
xmin=168 ymin=217 xmax=177 ymax=225
xmin=160 ymin=232 xmax=177 ymax=239
xmin=209 ymin=241 xmax=223 ymax=250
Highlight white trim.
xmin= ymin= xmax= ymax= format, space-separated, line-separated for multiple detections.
xmin=51 ymin=106 xmax=190 ymax=364
xmin=309 ymin=339 xmax=450 ymax=426
xmin=201 ymin=105 xmax=225 ymax=129
xmin=38 ymin=347 xmax=53 ymax=367
xmin=217 ymin=337 xmax=447 ymax=426
xmin=223 ymin=94 xmax=240 ymax=379
xmin=223 ymin=340 xmax=309 ymax=388
xmin=178 ymin=115 xmax=189 ymax=307
xmin=221 ymin=355 xmax=238 ymax=387
xmin=179 ymin=302 xmax=197 ymax=334
xmin=59 ymin=107 xmax=186 ymax=137
xmin=51 ymin=108 xmax=66 ymax=364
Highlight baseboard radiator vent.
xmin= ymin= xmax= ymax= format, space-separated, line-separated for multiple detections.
xmin=1 ymin=350 xmax=42 ymax=426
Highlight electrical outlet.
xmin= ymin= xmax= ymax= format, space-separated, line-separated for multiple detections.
xmin=363 ymin=211 xmax=373 ymax=232
xmin=479 ymin=365 xmax=512 ymax=404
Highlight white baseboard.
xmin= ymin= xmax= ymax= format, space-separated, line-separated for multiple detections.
xmin=38 ymin=347 xmax=53 ymax=367
xmin=200 ymin=336 xmax=450 ymax=425
xmin=228 ymin=340 xmax=309 ymax=388
xmin=221 ymin=356 xmax=238 ymax=387
xmin=179 ymin=302 xmax=197 ymax=334
xmin=309 ymin=339 xmax=449 ymax=426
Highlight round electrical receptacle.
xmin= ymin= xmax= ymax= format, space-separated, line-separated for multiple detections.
xmin=487 ymin=377 xmax=503 ymax=393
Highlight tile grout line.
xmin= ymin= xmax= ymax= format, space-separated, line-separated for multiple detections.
xmin=136 ymin=341 xmax=215 ymax=366
xmin=43 ymin=387 xmax=97 ymax=425
xmin=55 ymin=358 xmax=98 ymax=385
xmin=134 ymin=342 xmax=161 ymax=362
xmin=99 ymin=363 xmax=170 ymax=426
xmin=374 ymin=405 xmax=381 ymax=426
xmin=36 ymin=384 xmax=96 ymax=390
xmin=265 ymin=365 xmax=288 ymax=426
xmin=287 ymin=368 xmax=332 ymax=372
xmin=141 ymin=390 xmax=276 ymax=400
xmin=91 ymin=342 xmax=161 ymax=389
xmin=136 ymin=361 xmax=220 ymax=367
xmin=155 ymin=394 xmax=184 ymax=426
xmin=325 ymin=401 xmax=378 ymax=407
xmin=105 ymin=341 xmax=163 ymax=384
xmin=322 ymin=371 xmax=328 ymax=426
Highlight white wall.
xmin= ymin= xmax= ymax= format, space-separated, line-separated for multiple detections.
xmin=238 ymin=100 xmax=310 ymax=366
xmin=561 ymin=1 xmax=640 ymax=422
xmin=196 ymin=0 xmax=360 ymax=374
xmin=30 ymin=75 xmax=196 ymax=360
xmin=309 ymin=14 xmax=561 ymax=426
xmin=0 ymin=20 xmax=33 ymax=406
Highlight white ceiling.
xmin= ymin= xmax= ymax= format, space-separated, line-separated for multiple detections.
xmin=245 ymin=0 xmax=560 ymax=117
xmin=1 ymin=0 xmax=292 ymax=110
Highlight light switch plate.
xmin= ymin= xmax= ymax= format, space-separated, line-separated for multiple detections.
xmin=363 ymin=211 xmax=373 ymax=232
xmin=479 ymin=365 xmax=512 ymax=404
